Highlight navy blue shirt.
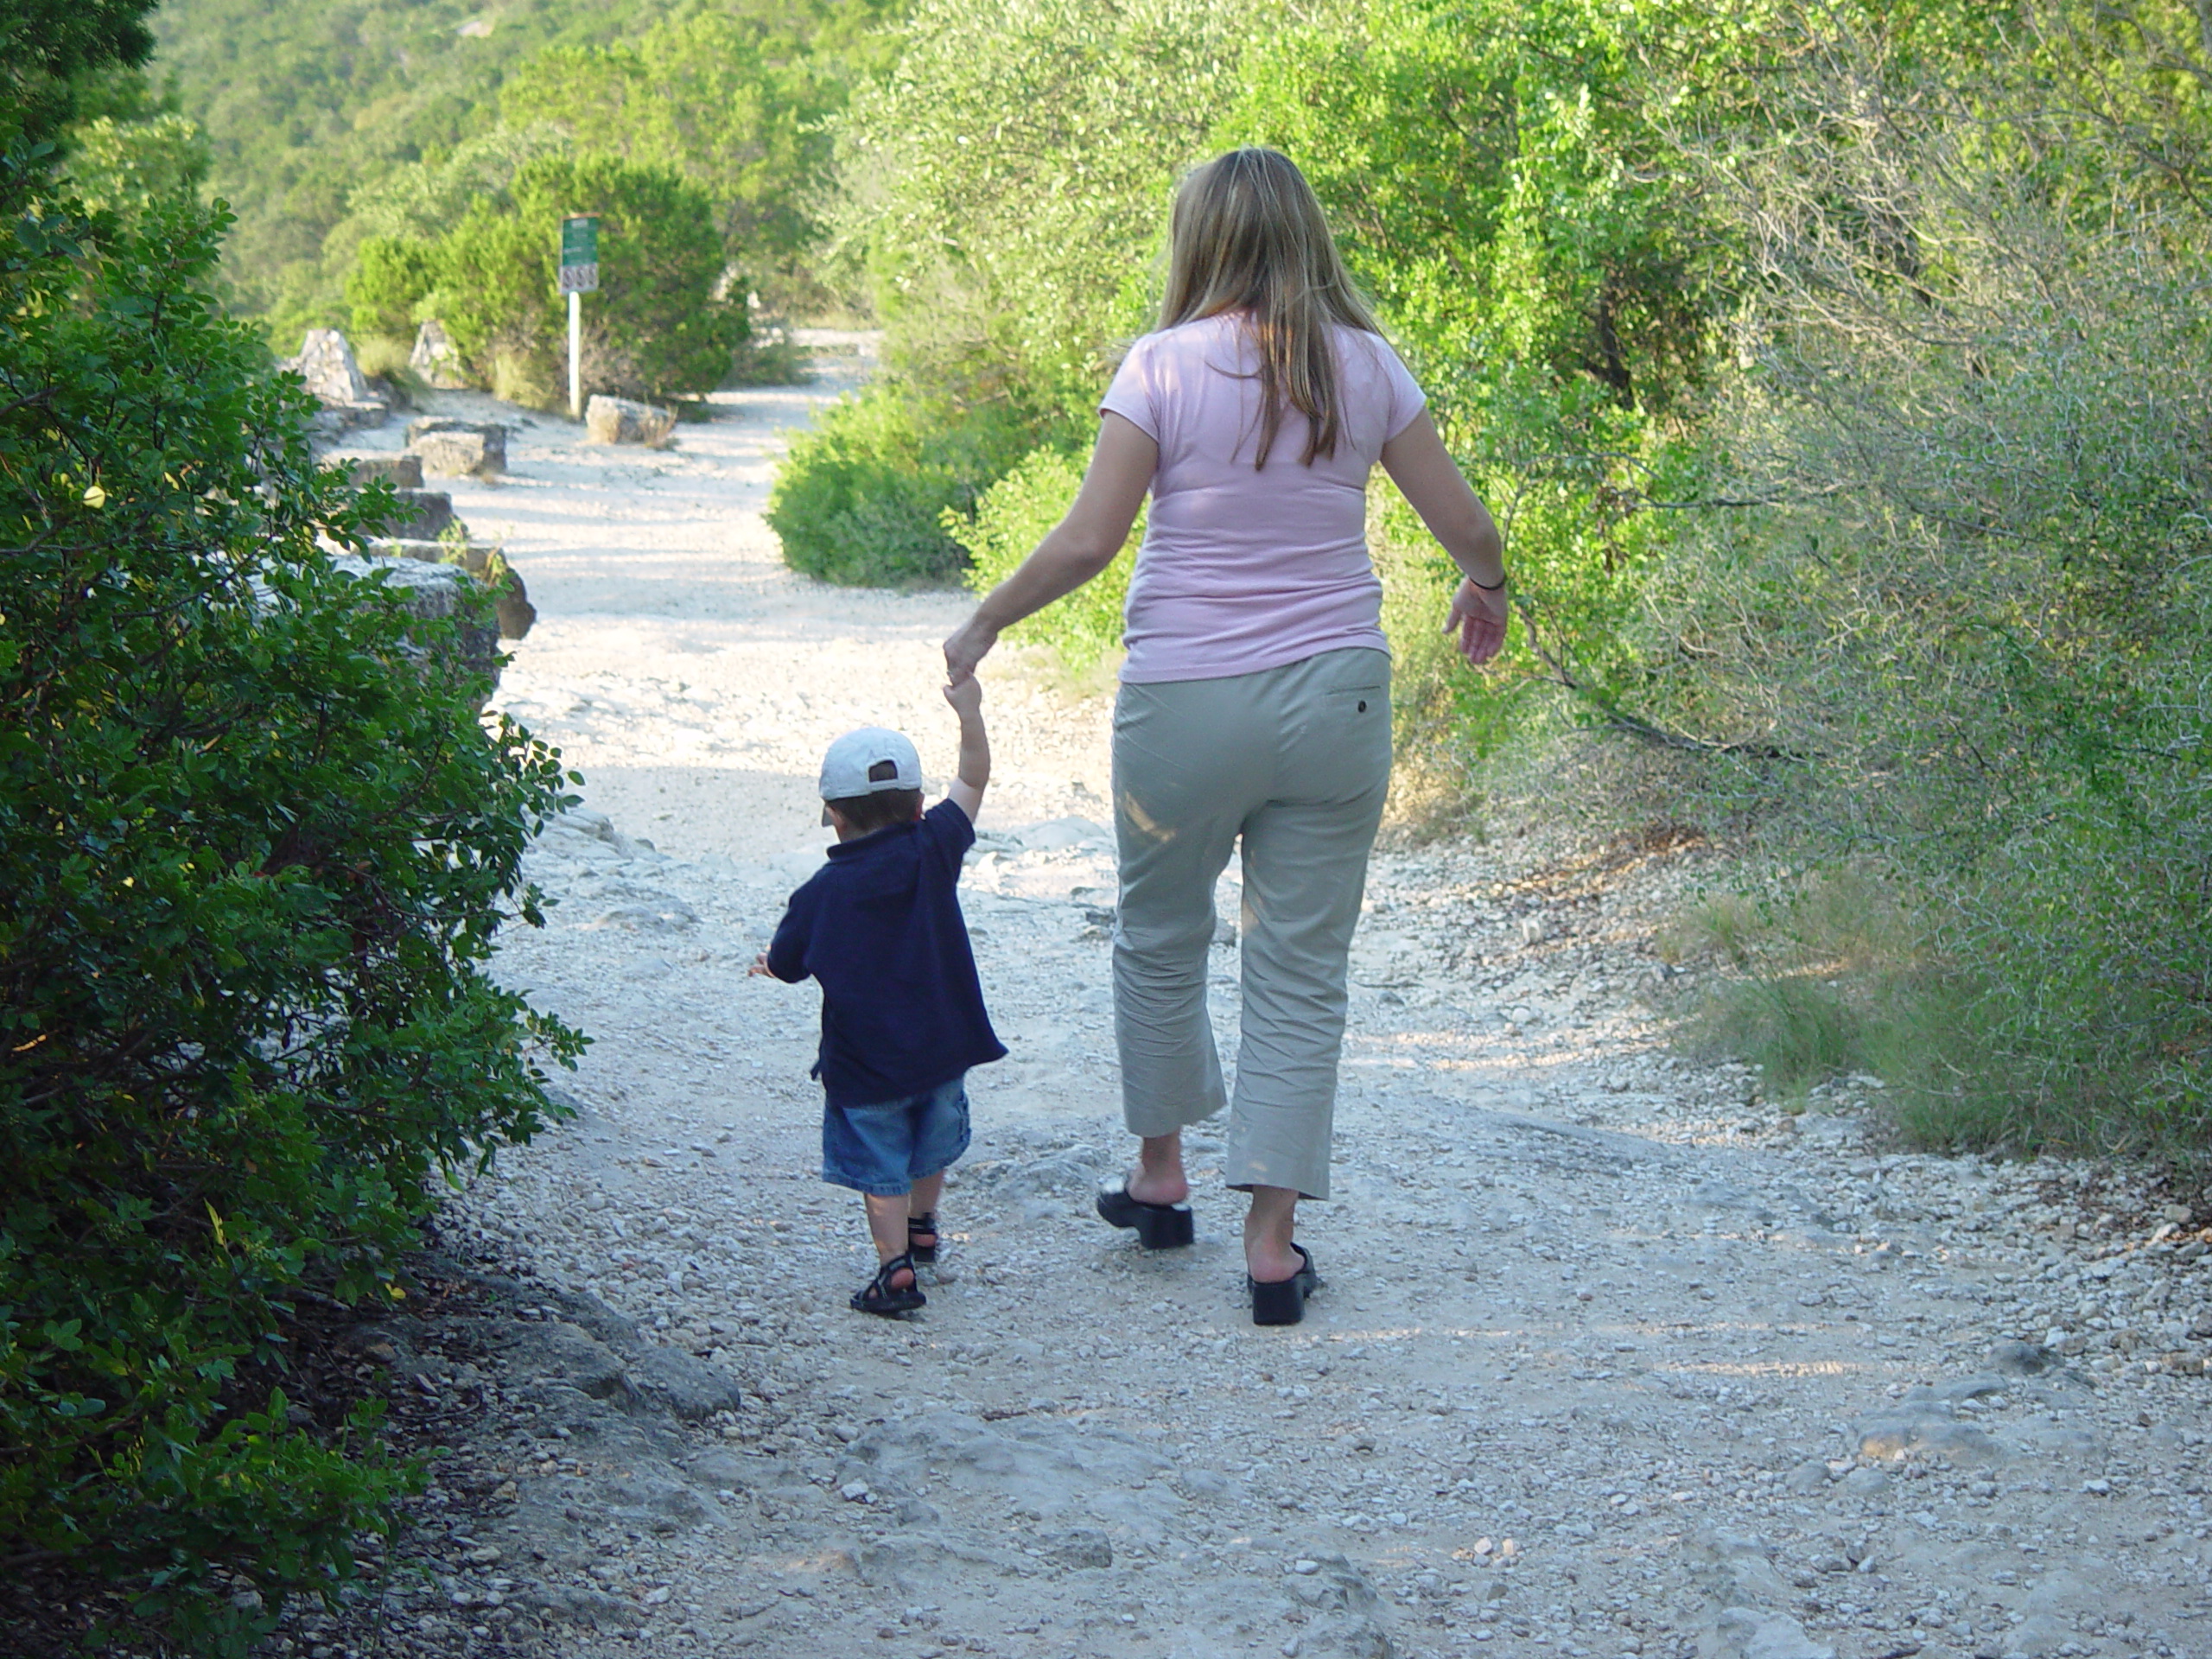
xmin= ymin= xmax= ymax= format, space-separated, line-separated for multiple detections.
xmin=766 ymin=799 xmax=1007 ymax=1109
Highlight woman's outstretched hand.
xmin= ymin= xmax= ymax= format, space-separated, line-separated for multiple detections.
xmin=944 ymin=613 xmax=1001 ymax=686
xmin=1444 ymin=577 xmax=1510 ymax=668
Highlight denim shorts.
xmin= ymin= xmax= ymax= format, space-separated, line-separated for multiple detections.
xmin=822 ymin=1075 xmax=972 ymax=1196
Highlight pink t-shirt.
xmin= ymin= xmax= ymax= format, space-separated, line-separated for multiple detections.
xmin=1098 ymin=311 xmax=1427 ymax=684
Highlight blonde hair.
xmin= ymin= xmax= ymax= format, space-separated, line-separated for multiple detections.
xmin=1159 ymin=147 xmax=1383 ymax=468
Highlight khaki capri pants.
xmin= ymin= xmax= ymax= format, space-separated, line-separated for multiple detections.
xmin=1110 ymin=647 xmax=1392 ymax=1200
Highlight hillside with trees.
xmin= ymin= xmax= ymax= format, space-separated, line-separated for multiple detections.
xmin=152 ymin=0 xmax=899 ymax=353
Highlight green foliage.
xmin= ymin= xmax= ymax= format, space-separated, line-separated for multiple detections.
xmin=949 ymin=444 xmax=1139 ymax=670
xmin=497 ymin=5 xmax=898 ymax=309
xmin=60 ymin=110 xmax=211 ymax=220
xmin=782 ymin=0 xmax=1255 ymax=590
xmin=1640 ymin=10 xmax=2212 ymax=1155
xmin=346 ymin=232 xmax=440 ymax=340
xmin=834 ymin=0 xmax=1252 ymax=416
xmin=767 ymin=381 xmax=1033 ymax=585
xmin=362 ymin=151 xmax=747 ymax=409
xmin=0 ymin=165 xmax=583 ymax=1648
xmin=150 ymin=0 xmax=900 ymax=334
xmin=0 ymin=0 xmax=157 ymax=161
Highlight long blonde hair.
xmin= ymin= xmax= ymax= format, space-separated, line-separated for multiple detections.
xmin=1159 ymin=147 xmax=1382 ymax=468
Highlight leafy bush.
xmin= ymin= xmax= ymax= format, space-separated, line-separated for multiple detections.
xmin=767 ymin=380 xmax=1033 ymax=585
xmin=435 ymin=152 xmax=749 ymax=409
xmin=833 ymin=0 xmax=1246 ymax=417
xmin=345 ymin=233 xmax=440 ymax=342
xmin=947 ymin=444 xmax=1139 ymax=671
xmin=498 ymin=7 xmax=880 ymax=313
xmin=0 ymin=0 xmax=156 ymax=161
xmin=0 ymin=175 xmax=582 ymax=1651
xmin=1637 ymin=13 xmax=2212 ymax=1155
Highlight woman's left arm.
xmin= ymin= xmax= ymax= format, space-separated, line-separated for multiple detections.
xmin=944 ymin=412 xmax=1157 ymax=684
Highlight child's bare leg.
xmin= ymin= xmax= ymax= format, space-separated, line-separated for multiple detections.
xmin=907 ymin=1171 xmax=945 ymax=1243
xmin=863 ymin=1192 xmax=913 ymax=1278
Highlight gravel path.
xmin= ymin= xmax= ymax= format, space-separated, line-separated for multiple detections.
xmin=315 ymin=361 xmax=2212 ymax=1659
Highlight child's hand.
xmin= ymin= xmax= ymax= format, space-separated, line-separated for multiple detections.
xmin=748 ymin=952 xmax=773 ymax=977
xmin=943 ymin=676 xmax=984 ymax=721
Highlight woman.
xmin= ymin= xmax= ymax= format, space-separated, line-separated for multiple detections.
xmin=943 ymin=147 xmax=1507 ymax=1325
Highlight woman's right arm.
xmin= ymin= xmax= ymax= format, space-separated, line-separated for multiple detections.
xmin=1379 ymin=409 xmax=1510 ymax=668
xmin=944 ymin=411 xmax=1157 ymax=684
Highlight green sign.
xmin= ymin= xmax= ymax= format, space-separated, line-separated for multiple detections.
xmin=558 ymin=215 xmax=600 ymax=294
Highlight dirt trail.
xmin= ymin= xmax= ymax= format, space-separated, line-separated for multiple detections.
xmin=316 ymin=359 xmax=2210 ymax=1659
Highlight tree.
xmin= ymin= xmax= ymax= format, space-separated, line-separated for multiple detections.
xmin=0 ymin=157 xmax=582 ymax=1653
xmin=0 ymin=0 xmax=157 ymax=161
xmin=432 ymin=152 xmax=748 ymax=407
xmin=499 ymin=12 xmax=855 ymax=310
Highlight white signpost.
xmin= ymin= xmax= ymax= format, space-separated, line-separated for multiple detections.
xmin=557 ymin=215 xmax=600 ymax=422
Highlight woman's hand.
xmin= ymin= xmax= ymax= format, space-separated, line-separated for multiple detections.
xmin=944 ymin=613 xmax=1001 ymax=686
xmin=1444 ymin=577 xmax=1510 ymax=668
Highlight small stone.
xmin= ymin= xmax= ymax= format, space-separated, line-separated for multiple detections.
xmin=1784 ymin=1459 xmax=1832 ymax=1494
xmin=282 ymin=328 xmax=387 ymax=424
xmin=1292 ymin=1559 xmax=1320 ymax=1575
xmin=407 ymin=418 xmax=507 ymax=479
xmin=2161 ymin=1202 xmax=2195 ymax=1226
xmin=585 ymin=395 xmax=677 ymax=448
xmin=1043 ymin=1528 xmax=1113 ymax=1569
xmin=343 ymin=454 xmax=423 ymax=489
xmin=409 ymin=319 xmax=467 ymax=388
xmin=840 ymin=1480 xmax=870 ymax=1501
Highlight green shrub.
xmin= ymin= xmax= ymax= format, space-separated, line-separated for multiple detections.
xmin=946 ymin=443 xmax=1139 ymax=671
xmin=1637 ymin=16 xmax=2212 ymax=1158
xmin=346 ymin=233 xmax=440 ymax=341
xmin=767 ymin=381 xmax=1033 ymax=586
xmin=435 ymin=152 xmax=748 ymax=409
xmin=0 ymin=177 xmax=582 ymax=1651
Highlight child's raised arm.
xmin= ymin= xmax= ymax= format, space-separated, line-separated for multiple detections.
xmin=942 ymin=677 xmax=989 ymax=822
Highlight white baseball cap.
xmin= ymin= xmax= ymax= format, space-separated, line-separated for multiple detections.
xmin=818 ymin=726 xmax=923 ymax=800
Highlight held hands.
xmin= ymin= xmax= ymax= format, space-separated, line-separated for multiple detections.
xmin=943 ymin=674 xmax=984 ymax=721
xmin=1444 ymin=577 xmax=1510 ymax=668
xmin=943 ymin=614 xmax=1000 ymax=687
xmin=749 ymin=951 xmax=773 ymax=977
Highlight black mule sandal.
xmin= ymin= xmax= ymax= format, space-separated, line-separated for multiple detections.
xmin=1096 ymin=1181 xmax=1195 ymax=1249
xmin=851 ymin=1252 xmax=927 ymax=1318
xmin=1249 ymin=1243 xmax=1319 ymax=1326
xmin=906 ymin=1211 xmax=939 ymax=1266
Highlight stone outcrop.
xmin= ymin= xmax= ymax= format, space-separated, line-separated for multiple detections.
xmin=283 ymin=329 xmax=388 ymax=432
xmin=584 ymin=395 xmax=677 ymax=448
xmin=408 ymin=320 xmax=467 ymax=390
xmin=406 ymin=417 xmax=507 ymax=480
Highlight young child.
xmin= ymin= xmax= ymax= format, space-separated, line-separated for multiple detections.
xmin=751 ymin=679 xmax=1004 ymax=1316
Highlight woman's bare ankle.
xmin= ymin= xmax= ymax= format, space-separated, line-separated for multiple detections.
xmin=1126 ymin=1133 xmax=1188 ymax=1205
xmin=1243 ymin=1186 xmax=1301 ymax=1281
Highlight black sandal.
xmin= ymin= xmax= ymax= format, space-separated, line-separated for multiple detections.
xmin=851 ymin=1252 xmax=926 ymax=1318
xmin=1096 ymin=1181 xmax=1195 ymax=1249
xmin=1249 ymin=1243 xmax=1319 ymax=1326
xmin=906 ymin=1211 xmax=939 ymax=1266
